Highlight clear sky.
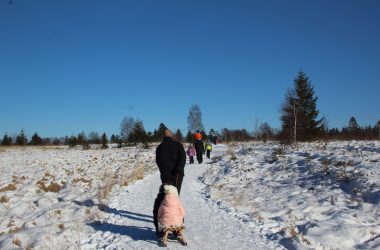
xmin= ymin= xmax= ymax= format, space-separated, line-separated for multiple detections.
xmin=1 ymin=0 xmax=379 ymax=138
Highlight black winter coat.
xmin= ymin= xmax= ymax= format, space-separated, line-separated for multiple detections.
xmin=194 ymin=139 xmax=204 ymax=155
xmin=156 ymin=137 xmax=186 ymax=186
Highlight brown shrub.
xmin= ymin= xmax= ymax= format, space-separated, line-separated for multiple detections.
xmin=58 ymin=224 xmax=64 ymax=230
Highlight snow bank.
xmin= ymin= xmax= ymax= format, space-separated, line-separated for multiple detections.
xmin=201 ymin=141 xmax=380 ymax=249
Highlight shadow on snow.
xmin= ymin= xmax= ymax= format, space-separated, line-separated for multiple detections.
xmin=88 ymin=221 xmax=157 ymax=245
xmin=73 ymin=199 xmax=154 ymax=223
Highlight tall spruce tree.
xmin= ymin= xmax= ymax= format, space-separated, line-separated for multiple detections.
xmin=280 ymin=71 xmax=323 ymax=142
xmin=16 ymin=129 xmax=28 ymax=146
xmin=1 ymin=133 xmax=12 ymax=146
xmin=128 ymin=120 xmax=149 ymax=143
xmin=175 ymin=129 xmax=183 ymax=142
xmin=31 ymin=132 xmax=43 ymax=145
xmin=101 ymin=132 xmax=109 ymax=149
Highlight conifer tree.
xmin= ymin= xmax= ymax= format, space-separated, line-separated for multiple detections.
xmin=16 ymin=129 xmax=28 ymax=146
xmin=128 ymin=120 xmax=149 ymax=143
xmin=175 ymin=129 xmax=183 ymax=142
xmin=31 ymin=132 xmax=43 ymax=145
xmin=68 ymin=136 xmax=78 ymax=147
xmin=77 ymin=132 xmax=87 ymax=145
xmin=110 ymin=134 xmax=116 ymax=144
xmin=280 ymin=71 xmax=323 ymax=142
xmin=101 ymin=132 xmax=108 ymax=149
xmin=185 ymin=130 xmax=193 ymax=143
xmin=1 ymin=133 xmax=12 ymax=146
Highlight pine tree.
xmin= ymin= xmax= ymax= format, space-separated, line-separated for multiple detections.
xmin=1 ymin=133 xmax=12 ymax=146
xmin=110 ymin=134 xmax=116 ymax=144
xmin=68 ymin=136 xmax=78 ymax=147
xmin=280 ymin=71 xmax=323 ymax=142
xmin=128 ymin=120 xmax=149 ymax=144
xmin=185 ymin=130 xmax=193 ymax=143
xmin=77 ymin=132 xmax=87 ymax=145
xmin=348 ymin=117 xmax=359 ymax=131
xmin=101 ymin=132 xmax=108 ymax=149
xmin=175 ymin=129 xmax=183 ymax=142
xmin=348 ymin=117 xmax=360 ymax=139
xmin=15 ymin=129 xmax=28 ymax=146
xmin=30 ymin=132 xmax=43 ymax=145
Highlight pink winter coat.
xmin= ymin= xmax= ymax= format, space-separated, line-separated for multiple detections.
xmin=187 ymin=147 xmax=196 ymax=157
xmin=158 ymin=193 xmax=185 ymax=229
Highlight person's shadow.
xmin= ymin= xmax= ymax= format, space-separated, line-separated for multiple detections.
xmin=73 ymin=199 xmax=157 ymax=244
xmin=88 ymin=221 xmax=157 ymax=245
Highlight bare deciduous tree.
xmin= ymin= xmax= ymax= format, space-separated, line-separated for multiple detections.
xmin=120 ymin=116 xmax=135 ymax=142
xmin=187 ymin=104 xmax=204 ymax=133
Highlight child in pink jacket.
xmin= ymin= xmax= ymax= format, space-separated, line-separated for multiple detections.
xmin=158 ymin=184 xmax=185 ymax=231
xmin=187 ymin=145 xmax=196 ymax=164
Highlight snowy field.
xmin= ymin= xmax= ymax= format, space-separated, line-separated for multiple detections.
xmin=201 ymin=141 xmax=380 ymax=249
xmin=1 ymin=141 xmax=379 ymax=249
xmin=0 ymin=145 xmax=157 ymax=249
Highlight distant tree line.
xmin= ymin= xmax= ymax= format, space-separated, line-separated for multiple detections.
xmin=1 ymin=79 xmax=379 ymax=147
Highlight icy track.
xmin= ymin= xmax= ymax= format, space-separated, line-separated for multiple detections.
xmin=82 ymin=144 xmax=278 ymax=250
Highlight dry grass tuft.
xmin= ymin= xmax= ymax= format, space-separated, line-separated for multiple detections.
xmin=58 ymin=223 xmax=64 ymax=230
xmin=37 ymin=180 xmax=61 ymax=192
xmin=8 ymin=227 xmax=21 ymax=234
xmin=120 ymin=163 xmax=145 ymax=187
xmin=0 ymin=183 xmax=17 ymax=192
xmin=72 ymin=177 xmax=92 ymax=185
xmin=44 ymin=172 xmax=55 ymax=179
xmin=54 ymin=209 xmax=61 ymax=216
xmin=289 ymin=226 xmax=298 ymax=237
xmin=301 ymin=235 xmax=311 ymax=245
xmin=12 ymin=238 xmax=22 ymax=247
xmin=0 ymin=195 xmax=9 ymax=203
xmin=97 ymin=180 xmax=114 ymax=201
xmin=131 ymin=164 xmax=145 ymax=181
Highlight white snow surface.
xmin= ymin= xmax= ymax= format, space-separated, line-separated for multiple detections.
xmin=1 ymin=141 xmax=379 ymax=249
xmin=201 ymin=141 xmax=380 ymax=249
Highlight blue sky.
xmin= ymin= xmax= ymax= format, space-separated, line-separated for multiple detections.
xmin=1 ymin=0 xmax=379 ymax=137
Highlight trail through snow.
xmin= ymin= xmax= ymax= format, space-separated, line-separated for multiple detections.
xmin=82 ymin=145 xmax=276 ymax=249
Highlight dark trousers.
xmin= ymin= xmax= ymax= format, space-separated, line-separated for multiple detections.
xmin=153 ymin=174 xmax=184 ymax=234
xmin=206 ymin=150 xmax=211 ymax=158
xmin=189 ymin=156 xmax=194 ymax=164
xmin=196 ymin=153 xmax=203 ymax=164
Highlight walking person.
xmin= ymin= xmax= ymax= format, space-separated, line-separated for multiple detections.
xmin=194 ymin=136 xmax=204 ymax=164
xmin=153 ymin=128 xmax=186 ymax=238
xmin=187 ymin=144 xmax=196 ymax=164
xmin=206 ymin=142 xmax=212 ymax=159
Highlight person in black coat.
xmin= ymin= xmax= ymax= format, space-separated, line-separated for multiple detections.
xmin=194 ymin=138 xmax=204 ymax=164
xmin=153 ymin=128 xmax=186 ymax=237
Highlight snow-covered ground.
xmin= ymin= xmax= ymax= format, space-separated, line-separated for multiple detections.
xmin=201 ymin=141 xmax=380 ymax=249
xmin=1 ymin=141 xmax=379 ymax=249
xmin=0 ymin=145 xmax=157 ymax=249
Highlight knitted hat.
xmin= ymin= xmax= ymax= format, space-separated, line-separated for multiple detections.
xmin=163 ymin=185 xmax=178 ymax=197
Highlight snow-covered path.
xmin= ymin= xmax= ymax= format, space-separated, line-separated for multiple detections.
xmin=83 ymin=145 xmax=274 ymax=249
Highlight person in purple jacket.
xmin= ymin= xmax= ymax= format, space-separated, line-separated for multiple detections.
xmin=187 ymin=144 xmax=196 ymax=164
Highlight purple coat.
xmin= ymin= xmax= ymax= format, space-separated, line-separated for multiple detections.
xmin=187 ymin=147 xmax=196 ymax=157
